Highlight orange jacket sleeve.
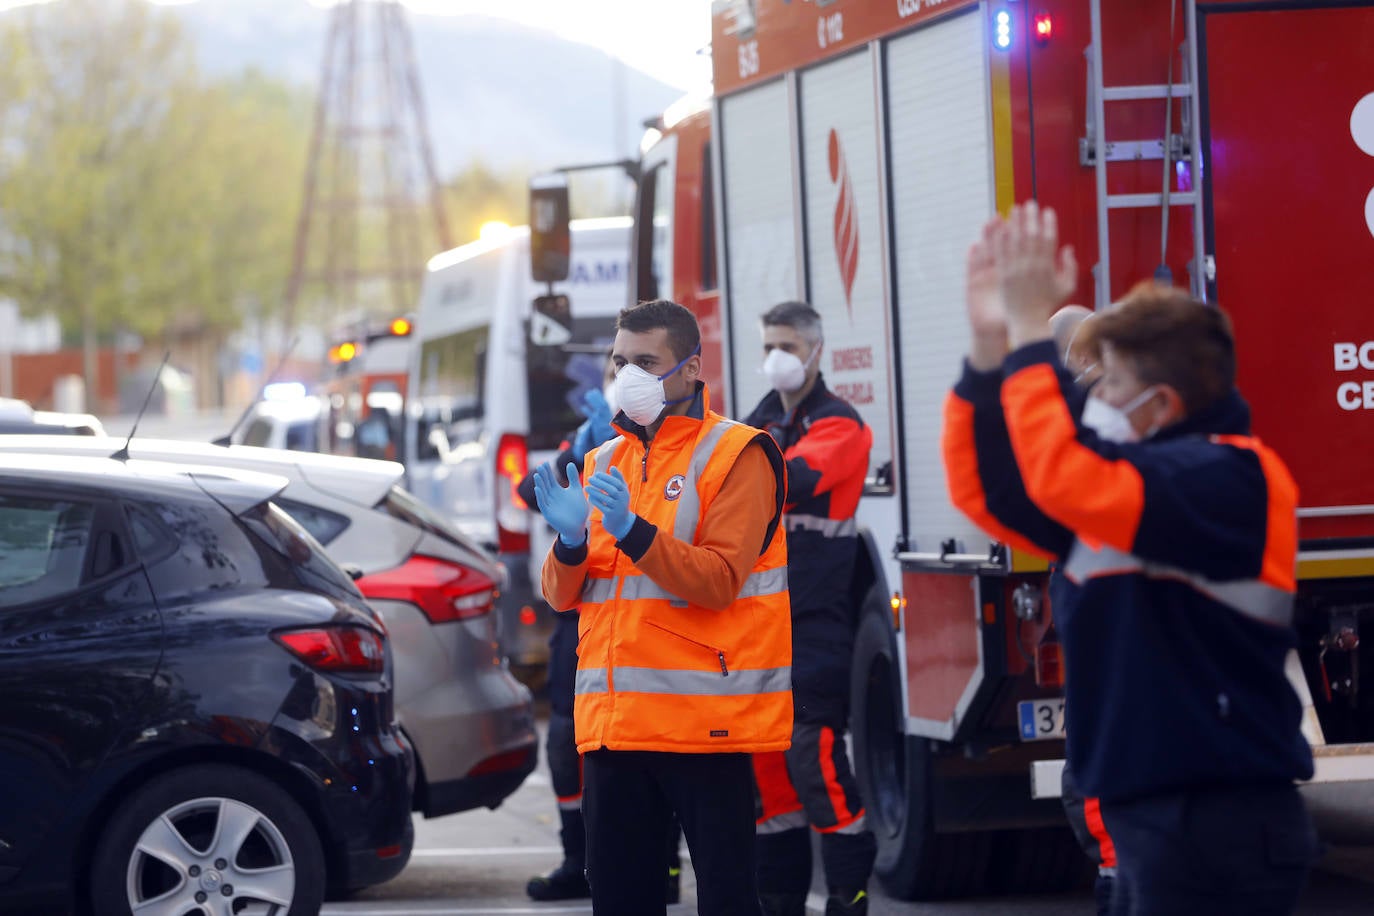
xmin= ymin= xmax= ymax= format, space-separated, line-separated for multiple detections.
xmin=942 ymin=359 xmax=1073 ymax=560
xmin=541 ymin=535 xmax=589 ymax=614
xmin=783 ymin=415 xmax=871 ymax=510
xmin=1000 ymin=341 xmax=1295 ymax=589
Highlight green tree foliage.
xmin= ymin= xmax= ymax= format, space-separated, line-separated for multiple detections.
xmin=443 ymin=161 xmax=529 ymax=245
xmin=0 ymin=0 xmax=309 ymax=350
xmin=441 ymin=160 xmax=632 ymax=249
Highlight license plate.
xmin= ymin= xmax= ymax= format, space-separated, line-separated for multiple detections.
xmin=1017 ymin=699 xmax=1066 ymax=742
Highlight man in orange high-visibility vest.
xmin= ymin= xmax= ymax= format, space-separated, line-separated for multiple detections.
xmin=535 ymin=299 xmax=792 ymax=916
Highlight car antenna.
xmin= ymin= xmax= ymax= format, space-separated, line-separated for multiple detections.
xmin=111 ymin=351 xmax=170 ymax=462
xmin=213 ymin=335 xmax=300 ymax=447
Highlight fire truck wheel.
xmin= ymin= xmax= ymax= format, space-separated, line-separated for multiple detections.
xmin=850 ymin=600 xmax=994 ymax=900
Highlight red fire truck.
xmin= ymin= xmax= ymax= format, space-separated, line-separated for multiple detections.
xmin=580 ymin=0 xmax=1374 ymax=901
xmin=320 ymin=315 xmax=414 ymax=461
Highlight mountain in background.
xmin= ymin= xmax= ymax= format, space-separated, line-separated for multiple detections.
xmin=167 ymin=0 xmax=683 ymax=180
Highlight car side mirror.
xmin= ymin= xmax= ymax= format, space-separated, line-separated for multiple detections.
xmin=529 ymin=173 xmax=571 ymax=283
xmin=529 ymin=294 xmax=573 ymax=346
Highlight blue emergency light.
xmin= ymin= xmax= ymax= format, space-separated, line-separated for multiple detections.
xmin=994 ymin=10 xmax=1012 ymax=50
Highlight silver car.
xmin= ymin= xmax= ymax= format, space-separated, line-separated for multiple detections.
xmin=0 ymin=435 xmax=537 ymax=818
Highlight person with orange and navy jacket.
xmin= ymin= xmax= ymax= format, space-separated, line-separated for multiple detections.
xmin=1048 ymin=304 xmax=1119 ymax=916
xmin=740 ymin=302 xmax=876 ymax=916
xmin=942 ymin=204 xmax=1316 ymax=916
xmin=518 ymin=384 xmax=612 ymax=902
xmin=536 ymin=299 xmax=792 ymax=916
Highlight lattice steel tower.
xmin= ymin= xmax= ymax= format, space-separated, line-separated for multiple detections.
xmin=283 ymin=0 xmax=451 ymax=331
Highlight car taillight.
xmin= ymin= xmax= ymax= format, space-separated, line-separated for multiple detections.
xmin=495 ymin=433 xmax=530 ymax=554
xmin=356 ymin=555 xmax=498 ymax=623
xmin=273 ymin=626 xmax=385 ymax=674
xmin=467 ymin=745 xmax=535 ymax=777
xmin=1035 ymin=626 xmax=1064 ymax=689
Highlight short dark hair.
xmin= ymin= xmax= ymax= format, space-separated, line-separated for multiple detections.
xmin=617 ymin=299 xmax=701 ymax=362
xmin=760 ymin=301 xmax=823 ymax=345
xmin=1085 ymin=282 xmax=1235 ymax=414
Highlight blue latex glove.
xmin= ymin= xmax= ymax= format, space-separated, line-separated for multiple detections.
xmin=532 ymin=461 xmax=590 ymax=547
xmin=586 ymin=467 xmax=636 ymax=541
xmin=581 ymin=388 xmax=616 ymax=445
xmin=572 ymin=418 xmax=596 ymax=458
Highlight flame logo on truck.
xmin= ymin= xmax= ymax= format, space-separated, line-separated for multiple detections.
xmin=828 ymin=129 xmax=859 ymax=317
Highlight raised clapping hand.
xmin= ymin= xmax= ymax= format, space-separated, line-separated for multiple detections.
xmin=586 ymin=467 xmax=636 ymax=541
xmin=532 ymin=461 xmax=590 ymax=547
xmin=966 ymin=217 xmax=1011 ymax=371
xmin=991 ymin=201 xmax=1077 ymax=349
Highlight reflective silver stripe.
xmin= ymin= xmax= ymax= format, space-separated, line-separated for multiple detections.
xmin=613 ymin=568 xmax=787 ymax=604
xmin=832 ymin=813 xmax=868 ymax=836
xmin=1200 ymin=579 xmax=1294 ymax=628
xmin=1062 ymin=542 xmax=1145 ymax=581
xmin=582 ymin=576 xmax=618 ymax=604
xmin=784 ymin=514 xmax=858 ymax=538
xmin=592 ymin=438 xmax=622 ymax=477
xmin=674 ymin=419 xmax=740 ymax=544
xmin=618 ymin=576 xmax=673 ymax=601
xmin=557 ymin=796 xmax=582 ymax=812
xmin=575 ymin=668 xmax=610 ymax=695
xmin=1063 ymin=541 xmax=1294 ymax=627
xmin=737 ymin=566 xmax=789 ymax=599
xmin=756 ymin=809 xmax=808 ymax=835
xmin=612 ymin=665 xmax=791 ymax=696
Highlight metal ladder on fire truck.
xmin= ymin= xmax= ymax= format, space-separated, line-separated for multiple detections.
xmin=1083 ymin=0 xmax=1208 ymax=309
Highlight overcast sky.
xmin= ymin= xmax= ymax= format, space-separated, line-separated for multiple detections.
xmin=0 ymin=0 xmax=715 ymax=90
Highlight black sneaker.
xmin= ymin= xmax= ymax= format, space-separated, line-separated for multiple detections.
xmin=666 ymin=866 xmax=681 ymax=904
xmin=526 ymin=863 xmax=591 ymax=901
xmin=825 ymin=890 xmax=869 ymax=916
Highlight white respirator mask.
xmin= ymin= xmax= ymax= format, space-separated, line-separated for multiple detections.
xmin=602 ymin=379 xmax=620 ymax=417
xmin=1080 ymin=387 xmax=1160 ymax=444
xmin=613 ymin=346 xmax=699 ymax=427
xmin=759 ymin=341 xmax=821 ymax=394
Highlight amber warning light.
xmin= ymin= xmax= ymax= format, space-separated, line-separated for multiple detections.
xmin=390 ymin=317 xmax=412 ymax=336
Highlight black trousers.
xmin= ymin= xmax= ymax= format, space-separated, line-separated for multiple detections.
xmin=584 ymin=749 xmax=760 ymax=916
xmin=546 ymin=712 xmax=586 ymax=869
xmin=1100 ymin=783 xmax=1317 ymax=916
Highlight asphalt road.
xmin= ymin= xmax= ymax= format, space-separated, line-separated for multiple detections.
xmin=327 ymin=722 xmax=1374 ymax=916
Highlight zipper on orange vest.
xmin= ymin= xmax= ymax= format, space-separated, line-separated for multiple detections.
xmin=640 ymin=442 xmax=650 ymax=482
xmin=643 ymin=620 xmax=728 ymax=676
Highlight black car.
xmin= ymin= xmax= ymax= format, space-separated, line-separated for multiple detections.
xmin=0 ymin=454 xmax=415 ymax=914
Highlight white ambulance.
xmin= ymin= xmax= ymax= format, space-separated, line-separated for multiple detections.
xmin=405 ymin=217 xmax=631 ymax=681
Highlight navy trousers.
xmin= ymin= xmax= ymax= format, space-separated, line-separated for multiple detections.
xmin=1100 ymin=783 xmax=1317 ymax=916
